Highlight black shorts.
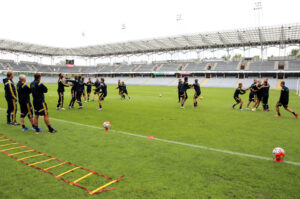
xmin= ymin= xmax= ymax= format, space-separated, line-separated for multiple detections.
xmin=122 ymin=90 xmax=128 ymax=95
xmin=262 ymin=95 xmax=269 ymax=104
xmin=180 ymin=91 xmax=188 ymax=99
xmin=99 ymin=93 xmax=107 ymax=100
xmin=257 ymin=94 xmax=263 ymax=101
xmin=249 ymin=93 xmax=255 ymax=102
xmin=234 ymin=97 xmax=241 ymax=103
xmin=87 ymin=88 xmax=91 ymax=93
xmin=277 ymin=101 xmax=288 ymax=108
xmin=34 ymin=102 xmax=48 ymax=116
xmin=20 ymin=102 xmax=33 ymax=119
xmin=194 ymin=92 xmax=201 ymax=99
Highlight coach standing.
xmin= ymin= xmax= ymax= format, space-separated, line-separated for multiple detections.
xmin=3 ymin=71 xmax=19 ymax=125
xmin=30 ymin=73 xmax=57 ymax=133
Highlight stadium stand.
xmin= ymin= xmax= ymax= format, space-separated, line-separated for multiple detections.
xmin=214 ymin=61 xmax=239 ymax=71
xmin=135 ymin=64 xmax=155 ymax=72
xmin=157 ymin=63 xmax=179 ymax=72
xmin=184 ymin=62 xmax=207 ymax=71
xmin=247 ymin=61 xmax=276 ymax=71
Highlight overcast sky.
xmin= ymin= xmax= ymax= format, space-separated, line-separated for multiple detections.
xmin=0 ymin=0 xmax=299 ymax=48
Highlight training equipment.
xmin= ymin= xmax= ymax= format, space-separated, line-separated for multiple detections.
xmin=0 ymin=135 xmax=123 ymax=195
xmin=273 ymin=147 xmax=285 ymax=162
xmin=103 ymin=121 xmax=111 ymax=131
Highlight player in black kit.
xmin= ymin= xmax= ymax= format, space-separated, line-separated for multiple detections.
xmin=86 ymin=78 xmax=94 ymax=102
xmin=96 ymin=78 xmax=107 ymax=110
xmin=30 ymin=73 xmax=57 ymax=133
xmin=179 ymin=77 xmax=191 ymax=108
xmin=261 ymin=78 xmax=270 ymax=111
xmin=192 ymin=79 xmax=201 ymax=107
xmin=121 ymin=81 xmax=130 ymax=99
xmin=56 ymin=73 xmax=69 ymax=110
xmin=17 ymin=74 xmax=36 ymax=131
xmin=3 ymin=71 xmax=19 ymax=125
xmin=233 ymin=83 xmax=248 ymax=110
xmin=177 ymin=78 xmax=183 ymax=103
xmin=275 ymin=81 xmax=298 ymax=118
xmin=67 ymin=76 xmax=78 ymax=109
xmin=246 ymin=79 xmax=257 ymax=110
xmin=116 ymin=79 xmax=123 ymax=99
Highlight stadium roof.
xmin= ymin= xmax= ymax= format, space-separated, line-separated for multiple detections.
xmin=1 ymin=23 xmax=300 ymax=57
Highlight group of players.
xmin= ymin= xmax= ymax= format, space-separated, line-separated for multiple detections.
xmin=3 ymin=71 xmax=131 ymax=133
xmin=233 ymin=78 xmax=298 ymax=118
xmin=2 ymin=72 xmax=298 ymax=135
xmin=3 ymin=71 xmax=57 ymax=133
xmin=57 ymin=74 xmax=130 ymax=111
xmin=177 ymin=77 xmax=203 ymax=108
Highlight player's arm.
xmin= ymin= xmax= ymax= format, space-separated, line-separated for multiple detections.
xmin=40 ymin=82 xmax=48 ymax=93
xmin=7 ymin=81 xmax=17 ymax=100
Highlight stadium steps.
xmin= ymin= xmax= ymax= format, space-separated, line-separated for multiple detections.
xmin=236 ymin=60 xmax=242 ymax=70
xmin=143 ymin=78 xmax=153 ymax=85
xmin=275 ymin=79 xmax=283 ymax=90
xmin=245 ymin=62 xmax=251 ymax=70
xmin=274 ymin=61 xmax=279 ymax=70
xmin=153 ymin=64 xmax=163 ymax=72
xmin=182 ymin=63 xmax=189 ymax=71
xmin=124 ymin=77 xmax=132 ymax=82
xmin=168 ymin=78 xmax=178 ymax=86
xmin=235 ymin=79 xmax=243 ymax=87
xmin=285 ymin=61 xmax=289 ymax=70
xmin=113 ymin=65 xmax=121 ymax=72
xmin=200 ymin=78 xmax=209 ymax=86
xmin=131 ymin=65 xmax=140 ymax=72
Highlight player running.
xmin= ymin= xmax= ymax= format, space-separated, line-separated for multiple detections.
xmin=232 ymin=83 xmax=248 ymax=110
xmin=275 ymin=81 xmax=298 ymax=118
xmin=116 ymin=79 xmax=123 ymax=99
xmin=179 ymin=77 xmax=191 ymax=108
xmin=17 ymin=74 xmax=36 ymax=131
xmin=3 ymin=71 xmax=19 ymax=125
xmin=121 ymin=81 xmax=130 ymax=99
xmin=246 ymin=79 xmax=257 ymax=110
xmin=30 ymin=73 xmax=57 ymax=133
xmin=192 ymin=79 xmax=201 ymax=107
xmin=97 ymin=78 xmax=107 ymax=110
xmin=177 ymin=78 xmax=183 ymax=103
xmin=56 ymin=73 xmax=69 ymax=110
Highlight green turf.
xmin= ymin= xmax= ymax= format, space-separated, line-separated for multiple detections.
xmin=0 ymin=83 xmax=300 ymax=199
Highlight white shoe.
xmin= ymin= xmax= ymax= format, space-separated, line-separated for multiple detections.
xmin=180 ymin=106 xmax=185 ymax=109
xmin=252 ymin=108 xmax=256 ymax=112
xmin=97 ymin=108 xmax=102 ymax=110
xmin=56 ymin=107 xmax=59 ymax=110
xmin=60 ymin=108 xmax=65 ymax=111
xmin=246 ymin=108 xmax=249 ymax=110
xmin=240 ymin=108 xmax=243 ymax=111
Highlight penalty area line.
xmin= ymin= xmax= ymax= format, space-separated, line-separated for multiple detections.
xmin=0 ymin=108 xmax=299 ymax=166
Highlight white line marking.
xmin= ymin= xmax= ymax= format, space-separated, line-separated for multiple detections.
xmin=1 ymin=108 xmax=300 ymax=166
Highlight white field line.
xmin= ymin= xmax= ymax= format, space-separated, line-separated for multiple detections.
xmin=1 ymin=108 xmax=300 ymax=166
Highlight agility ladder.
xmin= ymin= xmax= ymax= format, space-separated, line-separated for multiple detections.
xmin=0 ymin=135 xmax=123 ymax=195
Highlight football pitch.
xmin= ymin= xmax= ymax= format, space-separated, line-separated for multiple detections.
xmin=0 ymin=84 xmax=300 ymax=199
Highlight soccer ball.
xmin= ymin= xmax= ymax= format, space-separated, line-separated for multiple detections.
xmin=272 ymin=147 xmax=285 ymax=162
xmin=103 ymin=121 xmax=111 ymax=129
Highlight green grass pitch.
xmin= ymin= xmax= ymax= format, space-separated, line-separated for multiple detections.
xmin=0 ymin=83 xmax=300 ymax=199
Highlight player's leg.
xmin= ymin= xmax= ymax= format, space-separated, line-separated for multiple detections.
xmin=77 ymin=92 xmax=83 ymax=108
xmin=232 ymin=98 xmax=240 ymax=109
xmin=57 ymin=91 xmax=61 ymax=110
xmin=275 ymin=102 xmax=281 ymax=117
xmin=69 ymin=91 xmax=74 ymax=108
xmin=193 ymin=93 xmax=198 ymax=107
xmin=41 ymin=103 xmax=57 ymax=133
xmin=97 ymin=94 xmax=103 ymax=110
xmin=284 ymin=105 xmax=298 ymax=118
xmin=60 ymin=92 xmax=65 ymax=110
xmin=181 ymin=92 xmax=187 ymax=108
xmin=11 ymin=99 xmax=18 ymax=125
xmin=6 ymin=99 xmax=12 ymax=124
